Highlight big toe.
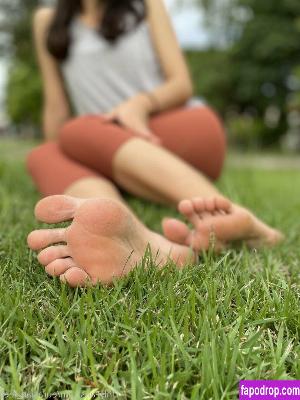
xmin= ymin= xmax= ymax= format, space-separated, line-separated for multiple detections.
xmin=162 ymin=218 xmax=190 ymax=244
xmin=34 ymin=195 xmax=83 ymax=223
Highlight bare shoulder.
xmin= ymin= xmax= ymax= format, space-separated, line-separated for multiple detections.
xmin=145 ymin=0 xmax=167 ymax=11
xmin=33 ymin=7 xmax=55 ymax=33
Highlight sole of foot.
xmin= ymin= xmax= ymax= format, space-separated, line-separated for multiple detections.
xmin=162 ymin=196 xmax=284 ymax=251
xmin=28 ymin=196 xmax=193 ymax=287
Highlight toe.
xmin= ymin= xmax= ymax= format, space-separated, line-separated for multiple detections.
xmin=60 ymin=267 xmax=93 ymax=287
xmin=178 ymin=199 xmax=202 ymax=227
xmin=34 ymin=195 xmax=83 ymax=223
xmin=192 ymin=198 xmax=205 ymax=214
xmin=204 ymin=198 xmax=217 ymax=212
xmin=162 ymin=218 xmax=190 ymax=244
xmin=178 ymin=200 xmax=194 ymax=216
xmin=45 ymin=257 xmax=78 ymax=277
xmin=27 ymin=228 xmax=67 ymax=250
xmin=215 ymin=196 xmax=232 ymax=213
xmin=38 ymin=245 xmax=70 ymax=265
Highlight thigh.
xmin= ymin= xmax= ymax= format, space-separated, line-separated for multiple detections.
xmin=59 ymin=115 xmax=134 ymax=179
xmin=150 ymin=106 xmax=227 ymax=180
xmin=27 ymin=142 xmax=99 ymax=196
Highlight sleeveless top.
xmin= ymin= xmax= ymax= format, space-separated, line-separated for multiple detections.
xmin=61 ymin=18 xmax=203 ymax=115
xmin=61 ymin=19 xmax=166 ymax=115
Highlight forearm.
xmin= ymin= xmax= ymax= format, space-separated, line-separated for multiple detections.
xmin=143 ymin=77 xmax=194 ymax=114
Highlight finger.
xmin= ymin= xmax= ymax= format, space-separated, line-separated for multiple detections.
xmin=103 ymin=111 xmax=118 ymax=121
xmin=135 ymin=126 xmax=160 ymax=143
xmin=138 ymin=125 xmax=155 ymax=135
xmin=149 ymin=135 xmax=162 ymax=145
xmin=139 ymin=131 xmax=161 ymax=145
xmin=135 ymin=132 xmax=161 ymax=145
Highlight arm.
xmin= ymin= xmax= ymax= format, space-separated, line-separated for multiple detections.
xmin=33 ymin=8 xmax=71 ymax=140
xmin=145 ymin=0 xmax=194 ymax=112
xmin=105 ymin=0 xmax=193 ymax=142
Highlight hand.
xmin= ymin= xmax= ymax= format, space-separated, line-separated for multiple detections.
xmin=104 ymin=94 xmax=161 ymax=145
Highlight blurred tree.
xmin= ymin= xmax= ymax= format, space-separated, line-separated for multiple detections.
xmin=193 ymin=0 xmax=300 ymax=146
xmin=192 ymin=0 xmax=239 ymax=48
xmin=0 ymin=0 xmax=42 ymax=127
xmin=288 ymin=66 xmax=300 ymax=111
xmin=186 ymin=49 xmax=232 ymax=114
xmin=230 ymin=0 xmax=300 ymax=145
xmin=0 ymin=0 xmax=38 ymax=62
xmin=282 ymin=64 xmax=300 ymax=151
xmin=6 ymin=62 xmax=42 ymax=125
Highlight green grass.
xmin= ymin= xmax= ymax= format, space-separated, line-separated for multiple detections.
xmin=0 ymin=139 xmax=299 ymax=399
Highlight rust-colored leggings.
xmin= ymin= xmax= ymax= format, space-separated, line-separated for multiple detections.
xmin=27 ymin=106 xmax=226 ymax=197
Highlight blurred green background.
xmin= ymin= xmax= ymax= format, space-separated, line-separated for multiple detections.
xmin=1 ymin=0 xmax=300 ymax=151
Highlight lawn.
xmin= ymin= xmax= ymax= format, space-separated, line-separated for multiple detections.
xmin=0 ymin=139 xmax=299 ymax=399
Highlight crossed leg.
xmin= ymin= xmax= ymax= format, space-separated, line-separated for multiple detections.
xmin=27 ymin=144 xmax=197 ymax=286
xmin=58 ymin=109 xmax=283 ymax=249
xmin=26 ymin=149 xmax=234 ymax=286
xmin=27 ymin=109 xmax=284 ymax=287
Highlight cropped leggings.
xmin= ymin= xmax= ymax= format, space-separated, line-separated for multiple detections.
xmin=27 ymin=106 xmax=226 ymax=197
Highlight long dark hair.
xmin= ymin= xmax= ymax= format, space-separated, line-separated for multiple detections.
xmin=47 ymin=0 xmax=146 ymax=61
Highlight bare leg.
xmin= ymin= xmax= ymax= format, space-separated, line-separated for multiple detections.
xmin=27 ymin=143 xmax=195 ymax=286
xmin=64 ymin=176 xmax=123 ymax=200
xmin=36 ymin=175 xmax=165 ymax=227
xmin=112 ymin=139 xmax=283 ymax=248
xmin=113 ymin=138 xmax=219 ymax=205
xmin=66 ymin=172 xmax=169 ymax=204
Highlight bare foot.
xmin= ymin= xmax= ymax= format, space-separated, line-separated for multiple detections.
xmin=162 ymin=196 xmax=284 ymax=250
xmin=28 ymin=196 xmax=194 ymax=287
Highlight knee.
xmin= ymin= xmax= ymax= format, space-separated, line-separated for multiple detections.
xmin=205 ymin=108 xmax=227 ymax=179
xmin=192 ymin=107 xmax=227 ymax=180
xmin=26 ymin=142 xmax=56 ymax=176
xmin=201 ymin=107 xmax=226 ymax=142
xmin=59 ymin=116 xmax=84 ymax=147
xmin=59 ymin=115 xmax=106 ymax=148
xmin=195 ymin=106 xmax=227 ymax=153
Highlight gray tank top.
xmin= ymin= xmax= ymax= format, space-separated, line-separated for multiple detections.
xmin=61 ymin=19 xmax=165 ymax=115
